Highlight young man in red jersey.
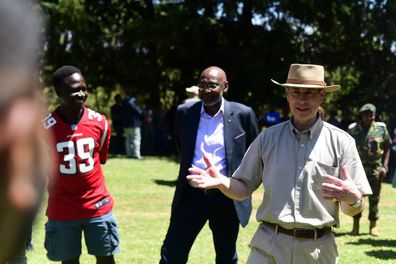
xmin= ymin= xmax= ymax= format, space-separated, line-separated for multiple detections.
xmin=43 ymin=66 xmax=119 ymax=264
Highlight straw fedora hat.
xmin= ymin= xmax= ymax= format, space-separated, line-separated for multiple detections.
xmin=185 ymin=85 xmax=199 ymax=95
xmin=271 ymin=64 xmax=340 ymax=92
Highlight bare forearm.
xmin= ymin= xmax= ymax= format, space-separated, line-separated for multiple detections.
xmin=218 ymin=177 xmax=251 ymax=201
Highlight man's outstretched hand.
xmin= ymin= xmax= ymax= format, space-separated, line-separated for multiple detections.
xmin=187 ymin=155 xmax=225 ymax=189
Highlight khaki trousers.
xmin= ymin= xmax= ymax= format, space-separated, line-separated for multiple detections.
xmin=247 ymin=223 xmax=338 ymax=264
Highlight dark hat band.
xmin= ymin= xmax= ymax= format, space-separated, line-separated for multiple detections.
xmin=286 ymin=79 xmax=326 ymax=86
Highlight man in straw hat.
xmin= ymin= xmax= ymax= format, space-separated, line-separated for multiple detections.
xmin=187 ymin=63 xmax=372 ymax=263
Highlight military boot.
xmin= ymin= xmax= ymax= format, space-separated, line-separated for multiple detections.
xmin=369 ymin=220 xmax=379 ymax=236
xmin=350 ymin=218 xmax=360 ymax=236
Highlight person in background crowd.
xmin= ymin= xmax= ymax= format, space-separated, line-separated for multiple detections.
xmin=385 ymin=113 xmax=396 ymax=183
xmin=141 ymin=99 xmax=156 ymax=156
xmin=280 ymin=105 xmax=290 ymax=122
xmin=318 ymin=105 xmax=326 ymax=120
xmin=183 ymin=86 xmax=200 ymax=104
xmin=0 ymin=1 xmax=50 ymax=263
xmin=43 ymin=65 xmax=120 ymax=263
xmin=122 ymin=95 xmax=143 ymax=159
xmin=339 ymin=107 xmax=354 ymax=131
xmin=110 ymin=94 xmax=125 ymax=155
xmin=327 ymin=110 xmax=340 ymax=127
xmin=347 ymin=103 xmax=391 ymax=236
xmin=260 ymin=107 xmax=281 ymax=129
xmin=160 ymin=66 xmax=259 ymax=264
xmin=153 ymin=101 xmax=170 ymax=156
xmin=165 ymin=100 xmax=180 ymax=156
xmin=187 ymin=64 xmax=372 ymax=263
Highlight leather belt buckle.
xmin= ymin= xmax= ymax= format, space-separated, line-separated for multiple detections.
xmin=293 ymin=228 xmax=316 ymax=239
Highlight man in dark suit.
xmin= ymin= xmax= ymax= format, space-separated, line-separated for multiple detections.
xmin=160 ymin=66 xmax=259 ymax=264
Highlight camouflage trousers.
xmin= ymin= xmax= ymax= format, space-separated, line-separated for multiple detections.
xmin=354 ymin=174 xmax=382 ymax=221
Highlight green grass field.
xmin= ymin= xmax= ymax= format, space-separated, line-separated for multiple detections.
xmin=27 ymin=157 xmax=396 ymax=263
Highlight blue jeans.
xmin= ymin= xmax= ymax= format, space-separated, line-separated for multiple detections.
xmin=123 ymin=127 xmax=141 ymax=158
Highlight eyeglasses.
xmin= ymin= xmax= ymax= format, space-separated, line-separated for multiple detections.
xmin=288 ymin=89 xmax=323 ymax=99
xmin=197 ymin=82 xmax=223 ymax=90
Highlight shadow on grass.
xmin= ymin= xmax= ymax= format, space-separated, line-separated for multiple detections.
xmin=343 ymin=237 xmax=396 ymax=259
xmin=366 ymin=249 xmax=396 ymax=260
xmin=153 ymin=179 xmax=177 ymax=187
xmin=347 ymin=238 xmax=396 ymax=247
xmin=334 ymin=231 xmax=371 ymax=237
xmin=334 ymin=231 xmax=351 ymax=237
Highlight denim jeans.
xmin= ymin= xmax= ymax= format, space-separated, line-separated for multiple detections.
xmin=123 ymin=127 xmax=141 ymax=158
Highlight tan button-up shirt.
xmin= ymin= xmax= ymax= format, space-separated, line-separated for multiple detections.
xmin=233 ymin=117 xmax=372 ymax=229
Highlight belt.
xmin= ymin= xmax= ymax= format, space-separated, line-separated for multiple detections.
xmin=261 ymin=221 xmax=332 ymax=240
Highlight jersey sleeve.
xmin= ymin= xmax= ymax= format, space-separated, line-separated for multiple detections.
xmin=99 ymin=115 xmax=111 ymax=164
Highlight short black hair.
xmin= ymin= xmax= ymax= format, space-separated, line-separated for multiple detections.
xmin=52 ymin=65 xmax=82 ymax=89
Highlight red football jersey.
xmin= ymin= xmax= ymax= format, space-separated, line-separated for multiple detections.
xmin=43 ymin=107 xmax=113 ymax=220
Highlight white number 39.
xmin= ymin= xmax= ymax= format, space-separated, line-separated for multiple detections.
xmin=57 ymin=138 xmax=95 ymax=174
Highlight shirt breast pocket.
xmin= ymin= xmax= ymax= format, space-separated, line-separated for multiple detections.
xmin=310 ymin=161 xmax=339 ymax=191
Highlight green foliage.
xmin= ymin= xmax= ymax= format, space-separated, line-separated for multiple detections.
xmin=27 ymin=157 xmax=396 ymax=263
xmin=39 ymin=0 xmax=396 ymax=118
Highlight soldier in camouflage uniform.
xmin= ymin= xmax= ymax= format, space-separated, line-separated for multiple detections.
xmin=348 ymin=103 xmax=391 ymax=236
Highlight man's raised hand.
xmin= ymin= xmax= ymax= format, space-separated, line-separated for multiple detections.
xmin=322 ymin=166 xmax=362 ymax=204
xmin=187 ymin=155 xmax=224 ymax=189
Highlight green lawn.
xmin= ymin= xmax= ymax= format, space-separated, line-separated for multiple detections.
xmin=28 ymin=157 xmax=396 ymax=263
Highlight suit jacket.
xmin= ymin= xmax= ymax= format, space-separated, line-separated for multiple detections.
xmin=171 ymin=99 xmax=259 ymax=227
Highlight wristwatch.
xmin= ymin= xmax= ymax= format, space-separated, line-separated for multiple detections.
xmin=349 ymin=198 xmax=363 ymax=208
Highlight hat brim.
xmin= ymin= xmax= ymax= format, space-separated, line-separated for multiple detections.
xmin=271 ymin=79 xmax=340 ymax=93
xmin=185 ymin=86 xmax=199 ymax=93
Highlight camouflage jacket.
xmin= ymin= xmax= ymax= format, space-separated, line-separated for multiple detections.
xmin=348 ymin=121 xmax=391 ymax=176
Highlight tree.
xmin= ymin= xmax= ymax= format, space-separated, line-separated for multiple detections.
xmin=39 ymin=0 xmax=396 ymax=120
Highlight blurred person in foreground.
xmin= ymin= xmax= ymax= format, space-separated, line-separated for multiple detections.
xmin=347 ymin=103 xmax=391 ymax=236
xmin=42 ymin=66 xmax=120 ymax=263
xmin=160 ymin=66 xmax=259 ymax=263
xmin=187 ymin=64 xmax=372 ymax=263
xmin=0 ymin=0 xmax=51 ymax=263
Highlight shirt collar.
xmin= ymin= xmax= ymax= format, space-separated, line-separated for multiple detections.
xmin=289 ymin=114 xmax=323 ymax=139
xmin=200 ymin=97 xmax=224 ymax=116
